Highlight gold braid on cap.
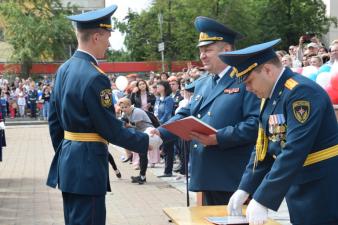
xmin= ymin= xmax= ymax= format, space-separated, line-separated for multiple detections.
xmin=199 ymin=32 xmax=223 ymax=41
xmin=236 ymin=63 xmax=258 ymax=78
xmin=100 ymin=24 xmax=112 ymax=29
xmin=254 ymin=98 xmax=269 ymax=169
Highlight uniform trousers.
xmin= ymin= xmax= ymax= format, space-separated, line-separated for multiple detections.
xmin=62 ymin=192 xmax=105 ymax=225
xmin=202 ymin=191 xmax=234 ymax=206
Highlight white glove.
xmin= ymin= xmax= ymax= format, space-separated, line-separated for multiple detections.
xmin=0 ymin=122 xmax=5 ymax=130
xmin=246 ymin=199 xmax=268 ymax=225
xmin=227 ymin=190 xmax=249 ymax=216
xmin=144 ymin=127 xmax=163 ymax=150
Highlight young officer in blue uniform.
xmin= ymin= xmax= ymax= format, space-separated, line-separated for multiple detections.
xmin=220 ymin=39 xmax=338 ymax=225
xmin=46 ymin=5 xmax=153 ymax=225
xmin=151 ymin=16 xmax=260 ymax=205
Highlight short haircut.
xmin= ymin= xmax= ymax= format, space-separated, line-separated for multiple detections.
xmin=76 ymin=28 xmax=106 ymax=42
xmin=118 ymin=97 xmax=131 ymax=106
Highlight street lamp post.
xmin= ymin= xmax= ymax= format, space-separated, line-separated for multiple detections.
xmin=158 ymin=13 xmax=165 ymax=72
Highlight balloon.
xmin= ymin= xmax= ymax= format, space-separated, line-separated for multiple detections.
xmin=330 ymin=70 xmax=338 ymax=89
xmin=308 ymin=72 xmax=318 ymax=81
xmin=292 ymin=67 xmax=303 ymax=74
xmin=318 ymin=64 xmax=331 ymax=73
xmin=115 ymin=76 xmax=128 ymax=91
xmin=302 ymin=66 xmax=318 ymax=77
xmin=316 ymin=72 xmax=331 ymax=89
xmin=326 ymin=85 xmax=338 ymax=104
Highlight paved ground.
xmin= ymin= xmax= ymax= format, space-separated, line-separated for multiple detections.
xmin=0 ymin=125 xmax=291 ymax=225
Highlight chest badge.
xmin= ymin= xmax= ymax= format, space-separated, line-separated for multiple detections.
xmin=224 ymin=88 xmax=240 ymax=94
xmin=292 ymin=100 xmax=310 ymax=123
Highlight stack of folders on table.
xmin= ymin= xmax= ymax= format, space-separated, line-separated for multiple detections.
xmin=206 ymin=215 xmax=249 ymax=225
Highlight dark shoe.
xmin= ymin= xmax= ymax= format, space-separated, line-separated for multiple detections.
xmin=157 ymin=173 xmax=173 ymax=178
xmin=115 ymin=169 xmax=121 ymax=178
xmin=131 ymin=176 xmax=146 ymax=184
xmin=173 ymin=167 xmax=181 ymax=173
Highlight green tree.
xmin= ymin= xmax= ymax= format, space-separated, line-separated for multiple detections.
xmin=0 ymin=0 xmax=77 ymax=77
xmin=251 ymin=0 xmax=337 ymax=49
xmin=114 ymin=0 xmax=336 ymax=66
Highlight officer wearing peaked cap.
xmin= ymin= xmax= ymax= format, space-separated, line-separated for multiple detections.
xmin=46 ymin=5 xmax=155 ymax=225
xmin=221 ymin=39 xmax=338 ymax=225
xmin=150 ymin=16 xmax=260 ymax=205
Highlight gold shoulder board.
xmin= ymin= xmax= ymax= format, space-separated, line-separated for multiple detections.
xmin=91 ymin=63 xmax=106 ymax=75
xmin=284 ymin=78 xmax=298 ymax=90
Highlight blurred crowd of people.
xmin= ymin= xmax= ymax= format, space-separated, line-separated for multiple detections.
xmin=0 ymin=75 xmax=51 ymax=120
xmin=278 ymin=36 xmax=338 ymax=98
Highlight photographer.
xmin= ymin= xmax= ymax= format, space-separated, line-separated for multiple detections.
xmin=119 ymin=97 xmax=158 ymax=184
xmin=296 ymin=34 xmax=322 ymax=63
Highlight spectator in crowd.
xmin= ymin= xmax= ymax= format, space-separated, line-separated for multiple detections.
xmin=276 ymin=50 xmax=287 ymax=61
xmin=41 ymin=85 xmax=51 ymax=120
xmin=309 ymin=55 xmax=323 ymax=69
xmin=281 ymin=54 xmax=293 ymax=68
xmin=154 ymin=80 xmax=175 ymax=177
xmin=119 ymin=97 xmax=155 ymax=184
xmin=129 ymin=79 xmax=156 ymax=112
xmin=151 ymin=16 xmax=259 ymax=205
xmin=160 ymin=72 xmax=169 ymax=81
xmin=0 ymin=91 xmax=7 ymax=120
xmin=328 ymin=40 xmax=338 ymax=65
xmin=27 ymin=82 xmax=38 ymax=118
xmin=220 ymin=39 xmax=338 ymax=225
xmin=168 ymin=76 xmax=183 ymax=115
xmin=16 ymin=84 xmax=26 ymax=117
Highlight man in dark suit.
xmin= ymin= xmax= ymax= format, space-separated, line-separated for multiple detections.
xmin=151 ymin=16 xmax=260 ymax=205
xmin=46 ymin=5 xmax=156 ymax=225
xmin=221 ymin=39 xmax=338 ymax=225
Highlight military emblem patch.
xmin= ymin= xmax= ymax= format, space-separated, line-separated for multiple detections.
xmin=100 ymin=89 xmax=112 ymax=108
xmin=292 ymin=100 xmax=310 ymax=123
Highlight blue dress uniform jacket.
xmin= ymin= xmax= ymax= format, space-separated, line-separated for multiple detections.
xmin=239 ymin=68 xmax=338 ymax=225
xmin=159 ymin=68 xmax=260 ymax=192
xmin=47 ymin=51 xmax=148 ymax=195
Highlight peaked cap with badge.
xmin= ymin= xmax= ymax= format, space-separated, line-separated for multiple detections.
xmin=68 ymin=4 xmax=117 ymax=31
xmin=194 ymin=16 xmax=244 ymax=47
xmin=225 ymin=39 xmax=338 ymax=224
xmin=218 ymin=39 xmax=281 ymax=82
xmin=47 ymin=5 xmax=149 ymax=225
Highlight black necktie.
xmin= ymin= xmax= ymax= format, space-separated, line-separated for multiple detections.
xmin=212 ymin=74 xmax=220 ymax=88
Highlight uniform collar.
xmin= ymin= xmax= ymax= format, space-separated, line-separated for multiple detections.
xmin=269 ymin=67 xmax=285 ymax=99
xmin=75 ymin=49 xmax=99 ymax=65
xmin=217 ymin=66 xmax=231 ymax=80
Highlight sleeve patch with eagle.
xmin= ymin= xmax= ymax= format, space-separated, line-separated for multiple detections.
xmin=292 ymin=100 xmax=310 ymax=123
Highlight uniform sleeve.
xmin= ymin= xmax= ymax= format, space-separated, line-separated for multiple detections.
xmin=158 ymin=101 xmax=192 ymax=142
xmin=84 ymin=75 xmax=149 ymax=154
xmin=252 ymin=86 xmax=323 ymax=211
xmin=48 ymin=79 xmax=64 ymax=151
xmin=216 ymin=88 xmax=260 ymax=149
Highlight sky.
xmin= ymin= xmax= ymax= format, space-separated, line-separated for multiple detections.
xmin=105 ymin=0 xmax=153 ymax=50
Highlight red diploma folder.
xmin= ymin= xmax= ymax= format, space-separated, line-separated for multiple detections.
xmin=161 ymin=116 xmax=217 ymax=141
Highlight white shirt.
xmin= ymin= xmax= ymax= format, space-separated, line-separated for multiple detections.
xmin=216 ymin=66 xmax=232 ymax=84
xmin=269 ymin=67 xmax=285 ymax=99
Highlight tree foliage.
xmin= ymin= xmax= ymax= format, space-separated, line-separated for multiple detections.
xmin=0 ymin=0 xmax=77 ymax=77
xmin=112 ymin=0 xmax=336 ymax=66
